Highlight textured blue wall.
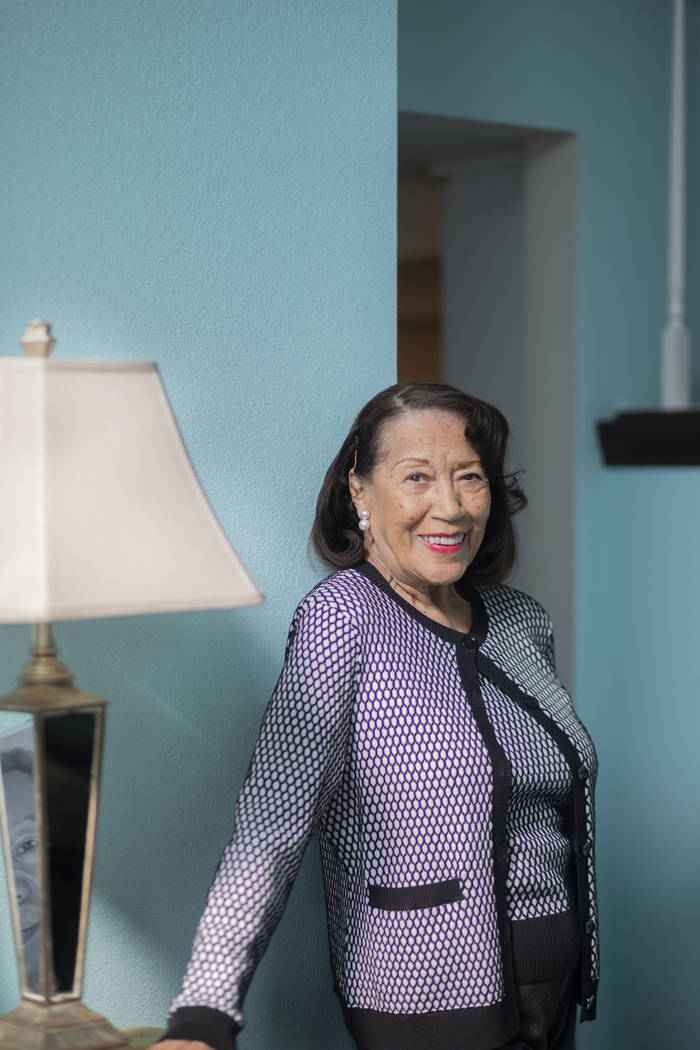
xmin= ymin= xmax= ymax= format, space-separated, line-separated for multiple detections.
xmin=400 ymin=2 xmax=700 ymax=1048
xmin=0 ymin=2 xmax=396 ymax=1048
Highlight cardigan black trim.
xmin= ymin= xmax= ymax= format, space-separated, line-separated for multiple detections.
xmin=368 ymin=877 xmax=464 ymax=911
xmin=162 ymin=1006 xmax=240 ymax=1050
xmin=353 ymin=561 xmax=488 ymax=648
xmin=341 ymin=996 xmax=518 ymax=1050
xmin=455 ymin=642 xmax=517 ymax=1024
xmin=476 ymin=651 xmax=598 ymax=1021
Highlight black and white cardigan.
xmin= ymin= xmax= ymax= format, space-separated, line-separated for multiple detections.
xmin=165 ymin=563 xmax=598 ymax=1050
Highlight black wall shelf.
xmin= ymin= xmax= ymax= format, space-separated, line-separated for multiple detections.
xmin=597 ymin=409 xmax=700 ymax=466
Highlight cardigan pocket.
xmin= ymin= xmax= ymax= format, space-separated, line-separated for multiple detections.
xmin=368 ymin=877 xmax=463 ymax=911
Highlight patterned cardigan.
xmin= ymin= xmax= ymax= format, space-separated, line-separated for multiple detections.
xmin=164 ymin=563 xmax=598 ymax=1050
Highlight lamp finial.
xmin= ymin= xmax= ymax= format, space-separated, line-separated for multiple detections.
xmin=21 ymin=319 xmax=56 ymax=358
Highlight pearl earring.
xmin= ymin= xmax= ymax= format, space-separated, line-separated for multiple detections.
xmin=358 ymin=509 xmax=369 ymax=531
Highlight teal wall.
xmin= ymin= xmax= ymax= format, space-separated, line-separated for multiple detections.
xmin=400 ymin=1 xmax=700 ymax=1048
xmin=0 ymin=3 xmax=396 ymax=1049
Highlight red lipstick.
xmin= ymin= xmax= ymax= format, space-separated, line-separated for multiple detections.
xmin=419 ymin=533 xmax=467 ymax=554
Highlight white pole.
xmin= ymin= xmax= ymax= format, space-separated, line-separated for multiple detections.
xmin=661 ymin=0 xmax=691 ymax=408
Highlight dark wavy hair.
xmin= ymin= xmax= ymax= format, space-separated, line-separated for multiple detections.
xmin=310 ymin=382 xmax=527 ymax=587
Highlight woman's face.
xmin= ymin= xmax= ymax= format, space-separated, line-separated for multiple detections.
xmin=3 ymin=767 xmax=40 ymax=990
xmin=350 ymin=409 xmax=491 ymax=593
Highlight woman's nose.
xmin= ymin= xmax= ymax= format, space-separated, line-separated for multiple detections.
xmin=15 ymin=872 xmax=32 ymax=905
xmin=433 ymin=479 xmax=463 ymax=519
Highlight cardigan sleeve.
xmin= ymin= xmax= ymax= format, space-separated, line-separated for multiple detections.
xmin=163 ymin=592 xmax=360 ymax=1045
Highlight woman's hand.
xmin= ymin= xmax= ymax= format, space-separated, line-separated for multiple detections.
xmin=147 ymin=1042 xmax=216 ymax=1050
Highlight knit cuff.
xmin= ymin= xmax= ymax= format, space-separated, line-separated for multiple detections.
xmin=160 ymin=1006 xmax=240 ymax=1050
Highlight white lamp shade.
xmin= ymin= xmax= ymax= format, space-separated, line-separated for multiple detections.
xmin=0 ymin=358 xmax=263 ymax=622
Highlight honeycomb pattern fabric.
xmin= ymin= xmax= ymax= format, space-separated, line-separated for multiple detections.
xmin=322 ymin=598 xmax=504 ymax=1017
xmin=478 ymin=584 xmax=599 ymax=992
xmin=169 ymin=565 xmax=598 ymax=1048
xmin=480 ymin=678 xmax=573 ymax=921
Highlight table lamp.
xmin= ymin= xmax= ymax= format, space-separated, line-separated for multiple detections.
xmin=0 ymin=321 xmax=263 ymax=1050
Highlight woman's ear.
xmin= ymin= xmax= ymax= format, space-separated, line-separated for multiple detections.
xmin=348 ymin=470 xmax=364 ymax=511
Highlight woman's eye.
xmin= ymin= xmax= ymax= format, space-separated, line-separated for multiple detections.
xmin=406 ymin=473 xmax=427 ymax=483
xmin=13 ymin=837 xmax=37 ymax=859
xmin=459 ymin=473 xmax=487 ymax=487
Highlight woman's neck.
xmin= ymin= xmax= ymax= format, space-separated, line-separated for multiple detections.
xmin=365 ymin=553 xmax=472 ymax=634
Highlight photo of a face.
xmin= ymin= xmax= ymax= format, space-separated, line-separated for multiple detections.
xmin=0 ymin=723 xmax=40 ymax=993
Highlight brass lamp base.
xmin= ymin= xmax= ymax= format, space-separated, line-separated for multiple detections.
xmin=0 ymin=628 xmax=126 ymax=1050
xmin=0 ymin=1000 xmax=127 ymax=1050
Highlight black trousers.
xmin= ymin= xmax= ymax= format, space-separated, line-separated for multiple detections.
xmin=501 ymin=969 xmax=577 ymax=1050
xmin=354 ymin=969 xmax=577 ymax=1050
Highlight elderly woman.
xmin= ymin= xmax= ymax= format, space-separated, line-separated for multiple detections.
xmin=159 ymin=382 xmax=598 ymax=1050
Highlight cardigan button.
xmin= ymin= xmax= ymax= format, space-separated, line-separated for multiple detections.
xmin=586 ymin=994 xmax=596 ymax=1011
xmin=577 ymin=764 xmax=588 ymax=781
xmin=585 ymin=918 xmax=596 ymax=935
xmin=582 ymin=838 xmax=593 ymax=857
xmin=524 ymin=696 xmax=538 ymax=709
xmin=463 ymin=633 xmax=478 ymax=648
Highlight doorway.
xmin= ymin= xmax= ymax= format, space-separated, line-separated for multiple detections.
xmin=398 ymin=112 xmax=578 ymax=687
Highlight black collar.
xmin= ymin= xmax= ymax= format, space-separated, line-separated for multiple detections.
xmin=353 ymin=560 xmax=489 ymax=649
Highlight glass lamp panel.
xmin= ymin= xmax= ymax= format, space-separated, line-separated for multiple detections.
xmin=42 ymin=710 xmax=99 ymax=996
xmin=0 ymin=719 xmax=41 ymax=995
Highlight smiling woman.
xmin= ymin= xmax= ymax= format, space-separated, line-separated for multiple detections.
xmin=157 ymin=383 xmax=598 ymax=1050
xmin=347 ymin=410 xmax=492 ymax=632
xmin=312 ymin=383 xmax=526 ymax=596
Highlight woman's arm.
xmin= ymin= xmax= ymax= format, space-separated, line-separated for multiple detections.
xmin=161 ymin=592 xmax=360 ymax=1050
